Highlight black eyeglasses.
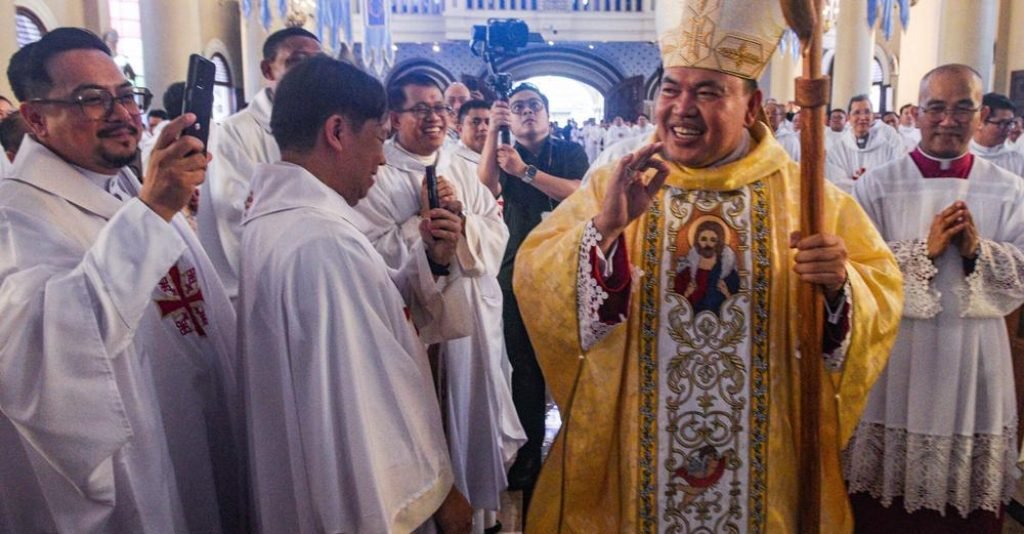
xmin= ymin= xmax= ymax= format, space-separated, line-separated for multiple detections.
xmin=31 ymin=87 xmax=152 ymax=120
xmin=397 ymin=103 xmax=453 ymax=119
xmin=510 ymin=99 xmax=545 ymax=115
xmin=985 ymin=118 xmax=1015 ymax=130
xmin=920 ymin=104 xmax=980 ymax=123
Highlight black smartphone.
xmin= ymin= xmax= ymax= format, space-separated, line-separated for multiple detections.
xmin=182 ymin=54 xmax=216 ymax=152
xmin=425 ymin=165 xmax=440 ymax=210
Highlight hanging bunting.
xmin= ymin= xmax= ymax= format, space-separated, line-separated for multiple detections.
xmin=778 ymin=29 xmax=801 ymax=60
xmin=362 ymin=0 xmax=395 ymax=76
xmin=241 ymin=0 xmax=253 ymax=18
xmin=279 ymin=0 xmax=289 ymax=19
xmin=261 ymin=0 xmax=273 ymax=30
xmin=317 ymin=0 xmax=332 ymax=43
xmin=867 ymin=0 xmax=911 ymax=40
xmin=332 ymin=0 xmax=353 ymax=50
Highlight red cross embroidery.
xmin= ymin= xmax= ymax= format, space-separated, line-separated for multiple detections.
xmin=155 ymin=265 xmax=209 ymax=337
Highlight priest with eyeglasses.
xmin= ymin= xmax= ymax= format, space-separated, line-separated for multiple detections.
xmin=0 ymin=28 xmax=242 ymax=533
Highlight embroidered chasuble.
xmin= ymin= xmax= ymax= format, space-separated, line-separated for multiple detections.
xmin=512 ymin=123 xmax=903 ymax=533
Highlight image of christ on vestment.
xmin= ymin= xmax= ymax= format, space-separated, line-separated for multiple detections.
xmin=671 ymin=214 xmax=741 ymax=317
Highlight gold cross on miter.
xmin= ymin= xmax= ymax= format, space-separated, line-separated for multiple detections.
xmin=716 ymin=40 xmax=762 ymax=76
xmin=681 ymin=16 xmax=714 ymax=60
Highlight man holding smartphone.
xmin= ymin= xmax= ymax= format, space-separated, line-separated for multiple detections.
xmin=0 ymin=28 xmax=241 ymax=533
xmin=477 ymin=83 xmax=589 ymax=518
xmin=198 ymin=27 xmax=321 ymax=305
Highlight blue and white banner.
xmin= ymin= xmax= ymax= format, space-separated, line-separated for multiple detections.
xmin=362 ymin=0 xmax=395 ymax=75
xmin=867 ymin=0 xmax=910 ymax=40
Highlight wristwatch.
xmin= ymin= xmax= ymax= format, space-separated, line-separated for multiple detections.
xmin=521 ymin=165 xmax=538 ymax=184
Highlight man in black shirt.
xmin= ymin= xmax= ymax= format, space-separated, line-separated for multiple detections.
xmin=478 ymin=83 xmax=589 ymax=516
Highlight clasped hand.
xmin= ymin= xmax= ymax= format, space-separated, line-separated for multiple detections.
xmin=927 ymin=201 xmax=978 ymax=260
xmin=419 ymin=174 xmax=463 ymax=268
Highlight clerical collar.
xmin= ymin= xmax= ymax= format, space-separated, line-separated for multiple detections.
xmin=72 ymin=165 xmax=132 ymax=201
xmin=968 ymin=139 xmax=1004 ymax=156
xmin=709 ymin=129 xmax=752 ymax=168
xmin=855 ymin=134 xmax=869 ymax=149
xmin=73 ymin=164 xmax=117 ymax=190
xmin=909 ymin=147 xmax=974 ymax=179
xmin=393 ymin=141 xmax=438 ymax=166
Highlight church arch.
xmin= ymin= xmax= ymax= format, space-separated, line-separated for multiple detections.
xmin=14 ymin=0 xmax=57 ymax=34
xmin=481 ymin=47 xmax=626 ymax=95
xmin=645 ymin=67 xmax=663 ymax=101
xmin=386 ymin=59 xmax=455 ymax=90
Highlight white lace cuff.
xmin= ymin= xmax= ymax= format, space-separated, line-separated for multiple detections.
xmin=890 ymin=239 xmax=941 ymax=319
xmin=578 ymin=220 xmax=627 ymax=351
xmin=822 ymin=281 xmax=851 ymax=372
xmin=958 ymin=239 xmax=1024 ymax=318
xmin=844 ymin=421 xmax=1018 ymax=518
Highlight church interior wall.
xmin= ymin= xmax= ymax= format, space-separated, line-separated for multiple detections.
xmin=894 ymin=0 xmax=942 ymax=107
xmin=197 ymin=0 xmax=243 ymax=93
xmin=994 ymin=0 xmax=1024 ymax=97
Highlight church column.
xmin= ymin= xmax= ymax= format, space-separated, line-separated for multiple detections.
xmin=996 ymin=0 xmax=1024 ymax=95
xmin=831 ymin=0 xmax=874 ymax=111
xmin=938 ymin=0 xmax=998 ymax=90
xmin=0 ymin=0 xmax=19 ymax=100
xmin=768 ymin=48 xmax=800 ymax=105
xmin=139 ymin=0 xmax=203 ymax=105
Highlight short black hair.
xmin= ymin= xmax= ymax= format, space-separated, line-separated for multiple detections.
xmin=509 ymin=82 xmax=548 ymax=112
xmin=0 ymin=112 xmax=28 ymax=154
xmin=457 ymin=99 xmax=490 ymax=123
xmin=7 ymin=42 xmax=36 ymax=102
xmin=847 ymin=94 xmax=872 ymax=112
xmin=899 ymin=103 xmax=914 ymax=114
xmin=387 ymin=72 xmax=442 ymax=111
xmin=271 ymin=55 xmax=385 ymax=153
xmin=982 ymin=92 xmax=1016 ymax=113
xmin=21 ymin=28 xmax=111 ymax=100
xmin=882 ymin=111 xmax=898 ymax=119
xmin=148 ymin=109 xmax=169 ymax=120
xmin=830 ymin=108 xmax=846 ymax=116
xmin=163 ymin=82 xmax=185 ymax=119
xmin=263 ymin=27 xmax=319 ymax=62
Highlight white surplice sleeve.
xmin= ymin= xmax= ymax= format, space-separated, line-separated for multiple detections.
xmin=452 ymin=168 xmax=509 ymax=278
xmin=0 ymin=198 xmax=185 ymax=501
xmin=888 ymin=238 xmax=942 ymax=319
xmin=959 ymin=238 xmax=1024 ymax=317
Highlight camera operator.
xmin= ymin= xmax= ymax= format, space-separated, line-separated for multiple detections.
xmin=478 ymin=82 xmax=588 ymax=516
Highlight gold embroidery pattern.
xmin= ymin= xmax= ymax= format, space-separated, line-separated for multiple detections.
xmin=639 ymin=195 xmax=665 ymax=534
xmin=658 ymin=0 xmax=722 ymax=68
xmin=746 ymin=180 xmax=770 ymax=531
xmin=715 ymin=35 xmax=767 ymax=79
xmin=660 ymin=189 xmax=751 ymax=532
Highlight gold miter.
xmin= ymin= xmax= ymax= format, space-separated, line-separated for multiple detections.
xmin=656 ymin=0 xmax=788 ymax=80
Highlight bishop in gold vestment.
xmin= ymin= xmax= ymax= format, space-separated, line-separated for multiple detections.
xmin=511 ymin=3 xmax=902 ymax=531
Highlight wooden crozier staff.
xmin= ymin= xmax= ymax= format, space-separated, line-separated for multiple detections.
xmin=781 ymin=0 xmax=827 ymax=532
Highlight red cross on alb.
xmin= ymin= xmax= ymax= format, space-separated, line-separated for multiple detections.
xmin=155 ymin=265 xmax=209 ymax=337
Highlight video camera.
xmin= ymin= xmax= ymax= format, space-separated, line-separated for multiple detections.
xmin=470 ymin=19 xmax=542 ymax=144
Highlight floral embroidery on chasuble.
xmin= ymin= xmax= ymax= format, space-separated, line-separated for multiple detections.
xmin=639 ymin=181 xmax=771 ymax=533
